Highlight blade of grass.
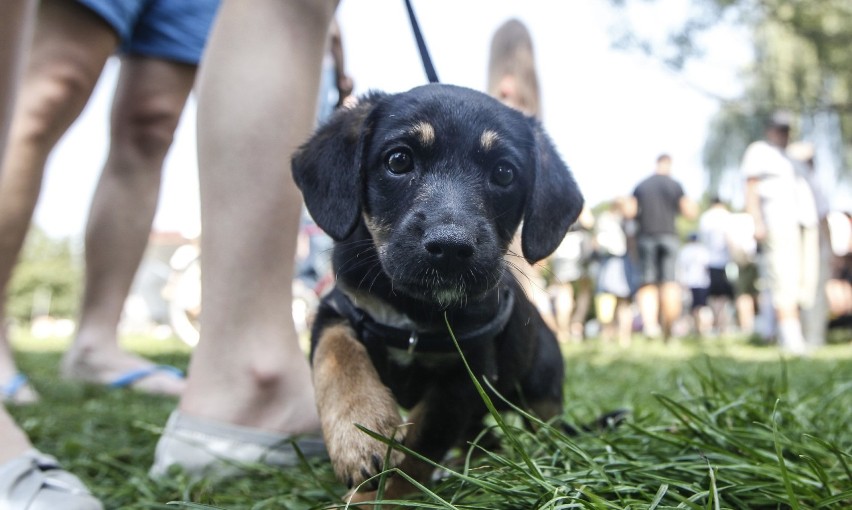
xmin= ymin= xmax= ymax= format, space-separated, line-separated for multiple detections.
xmin=353 ymin=425 xmax=511 ymax=495
xmin=443 ymin=312 xmax=545 ymax=482
xmin=704 ymin=455 xmax=721 ymax=510
xmin=802 ymin=434 xmax=852 ymax=483
xmin=813 ymin=488 xmax=852 ymax=508
xmin=648 ymin=483 xmax=669 ymax=510
xmin=346 ymin=467 xmax=458 ymax=510
xmin=772 ymin=400 xmax=801 ymax=510
xmin=477 ymin=376 xmax=615 ymax=485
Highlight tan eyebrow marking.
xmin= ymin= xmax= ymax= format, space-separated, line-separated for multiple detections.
xmin=480 ymin=129 xmax=500 ymax=151
xmin=409 ymin=121 xmax=435 ymax=147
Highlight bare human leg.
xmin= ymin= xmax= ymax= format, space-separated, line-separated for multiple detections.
xmin=0 ymin=2 xmax=103 ymax=508
xmin=0 ymin=0 xmax=116 ymax=402
xmin=180 ymin=0 xmax=336 ymax=431
xmin=636 ymin=284 xmax=660 ymax=337
xmin=0 ymin=0 xmax=37 ymax=409
xmin=150 ymin=0 xmax=339 ymax=477
xmin=63 ymin=56 xmax=195 ymax=396
xmin=735 ymin=293 xmax=755 ymax=334
xmin=660 ymin=281 xmax=682 ymax=340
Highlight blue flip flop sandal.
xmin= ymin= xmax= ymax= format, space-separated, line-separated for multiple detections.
xmin=108 ymin=365 xmax=184 ymax=389
xmin=1 ymin=373 xmax=32 ymax=403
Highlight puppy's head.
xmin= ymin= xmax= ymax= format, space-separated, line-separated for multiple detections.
xmin=293 ymin=84 xmax=582 ymax=306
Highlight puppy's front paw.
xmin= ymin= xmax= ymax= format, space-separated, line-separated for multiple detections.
xmin=325 ymin=396 xmax=406 ymax=490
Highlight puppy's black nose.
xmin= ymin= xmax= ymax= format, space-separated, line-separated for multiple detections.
xmin=423 ymin=227 xmax=475 ymax=268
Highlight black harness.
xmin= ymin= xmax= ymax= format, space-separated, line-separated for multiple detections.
xmin=326 ymin=286 xmax=515 ymax=354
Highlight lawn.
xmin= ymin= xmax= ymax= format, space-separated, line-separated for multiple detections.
xmin=7 ymin=330 xmax=852 ymax=509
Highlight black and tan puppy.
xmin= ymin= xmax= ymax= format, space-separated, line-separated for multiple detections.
xmin=292 ymin=84 xmax=583 ymax=500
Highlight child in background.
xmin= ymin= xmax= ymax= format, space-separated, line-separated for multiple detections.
xmin=676 ymin=233 xmax=712 ymax=336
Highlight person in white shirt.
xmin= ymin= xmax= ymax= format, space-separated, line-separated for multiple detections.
xmin=741 ymin=112 xmax=819 ymax=354
xmin=726 ymin=213 xmax=760 ymax=336
xmin=698 ymin=197 xmax=735 ymax=333
xmin=593 ymin=199 xmax=635 ymax=346
xmin=676 ymin=233 xmax=711 ymax=336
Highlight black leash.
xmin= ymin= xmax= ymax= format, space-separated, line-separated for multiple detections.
xmin=404 ymin=0 xmax=440 ymax=83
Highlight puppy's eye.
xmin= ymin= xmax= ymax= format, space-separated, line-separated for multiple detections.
xmin=386 ymin=149 xmax=413 ymax=174
xmin=492 ymin=163 xmax=515 ymax=186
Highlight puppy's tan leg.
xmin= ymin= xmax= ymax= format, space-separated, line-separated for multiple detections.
xmin=313 ymin=324 xmax=405 ymax=489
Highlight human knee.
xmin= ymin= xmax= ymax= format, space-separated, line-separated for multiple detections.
xmin=660 ymin=282 xmax=682 ymax=302
xmin=288 ymin=0 xmax=339 ymax=22
xmin=14 ymin=63 xmax=96 ymax=148
xmin=111 ymin=98 xmax=182 ymax=163
xmin=596 ymin=294 xmax=617 ymax=324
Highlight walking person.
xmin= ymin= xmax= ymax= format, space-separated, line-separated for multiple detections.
xmin=699 ymin=197 xmax=736 ymax=334
xmin=676 ymin=233 xmax=711 ymax=336
xmin=624 ymin=154 xmax=698 ymax=340
xmin=593 ymin=199 xmax=635 ymax=346
xmin=741 ymin=112 xmax=819 ymax=354
xmin=787 ymin=141 xmax=830 ymax=347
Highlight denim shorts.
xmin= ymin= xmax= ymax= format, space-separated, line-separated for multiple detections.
xmin=637 ymin=233 xmax=680 ymax=285
xmin=78 ymin=0 xmax=220 ymax=64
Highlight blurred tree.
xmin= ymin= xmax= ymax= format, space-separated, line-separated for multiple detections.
xmin=609 ymin=0 xmax=852 ymax=192
xmin=7 ymin=227 xmax=81 ymax=322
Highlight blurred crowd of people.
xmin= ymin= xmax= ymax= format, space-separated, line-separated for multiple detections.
xmin=535 ymin=142 xmax=852 ymax=352
xmin=481 ymin=19 xmax=851 ymax=352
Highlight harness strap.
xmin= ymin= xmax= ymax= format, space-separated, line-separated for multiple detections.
xmin=327 ymin=287 xmax=514 ymax=353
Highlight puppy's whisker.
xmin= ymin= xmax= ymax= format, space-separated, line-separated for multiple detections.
xmin=503 ymin=247 xmax=523 ymax=259
xmin=534 ymin=262 xmax=559 ymax=287
xmin=336 ymin=249 xmax=381 ymax=274
xmin=356 ymin=260 xmax=385 ymax=291
xmin=501 ymin=260 xmax=537 ymax=302
xmin=337 ymin=259 xmax=372 ymax=283
xmin=366 ymin=265 xmax=385 ymax=293
xmin=333 ymin=238 xmax=374 ymax=250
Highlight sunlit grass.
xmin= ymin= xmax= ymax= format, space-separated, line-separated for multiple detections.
xmin=6 ymin=328 xmax=851 ymax=509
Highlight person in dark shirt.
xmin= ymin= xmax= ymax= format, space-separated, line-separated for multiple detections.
xmin=624 ymin=154 xmax=698 ymax=340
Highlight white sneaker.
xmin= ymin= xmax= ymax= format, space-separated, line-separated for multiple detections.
xmin=0 ymin=450 xmax=103 ymax=510
xmin=149 ymin=411 xmax=326 ymax=480
xmin=778 ymin=319 xmax=808 ymax=356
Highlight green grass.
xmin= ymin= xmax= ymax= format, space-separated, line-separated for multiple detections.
xmin=7 ymin=331 xmax=852 ymax=509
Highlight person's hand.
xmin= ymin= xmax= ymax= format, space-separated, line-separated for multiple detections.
xmin=753 ymin=219 xmax=767 ymax=244
xmin=336 ymin=75 xmax=354 ymax=107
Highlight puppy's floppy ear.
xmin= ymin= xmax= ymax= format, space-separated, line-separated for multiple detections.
xmin=292 ymin=94 xmax=383 ymax=241
xmin=521 ymin=120 xmax=584 ymax=263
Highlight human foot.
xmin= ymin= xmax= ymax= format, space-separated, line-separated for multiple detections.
xmin=0 ymin=332 xmax=39 ymax=404
xmin=1 ymin=373 xmax=40 ymax=404
xmin=153 ymin=348 xmax=324 ymax=478
xmin=61 ymin=345 xmax=185 ymax=396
